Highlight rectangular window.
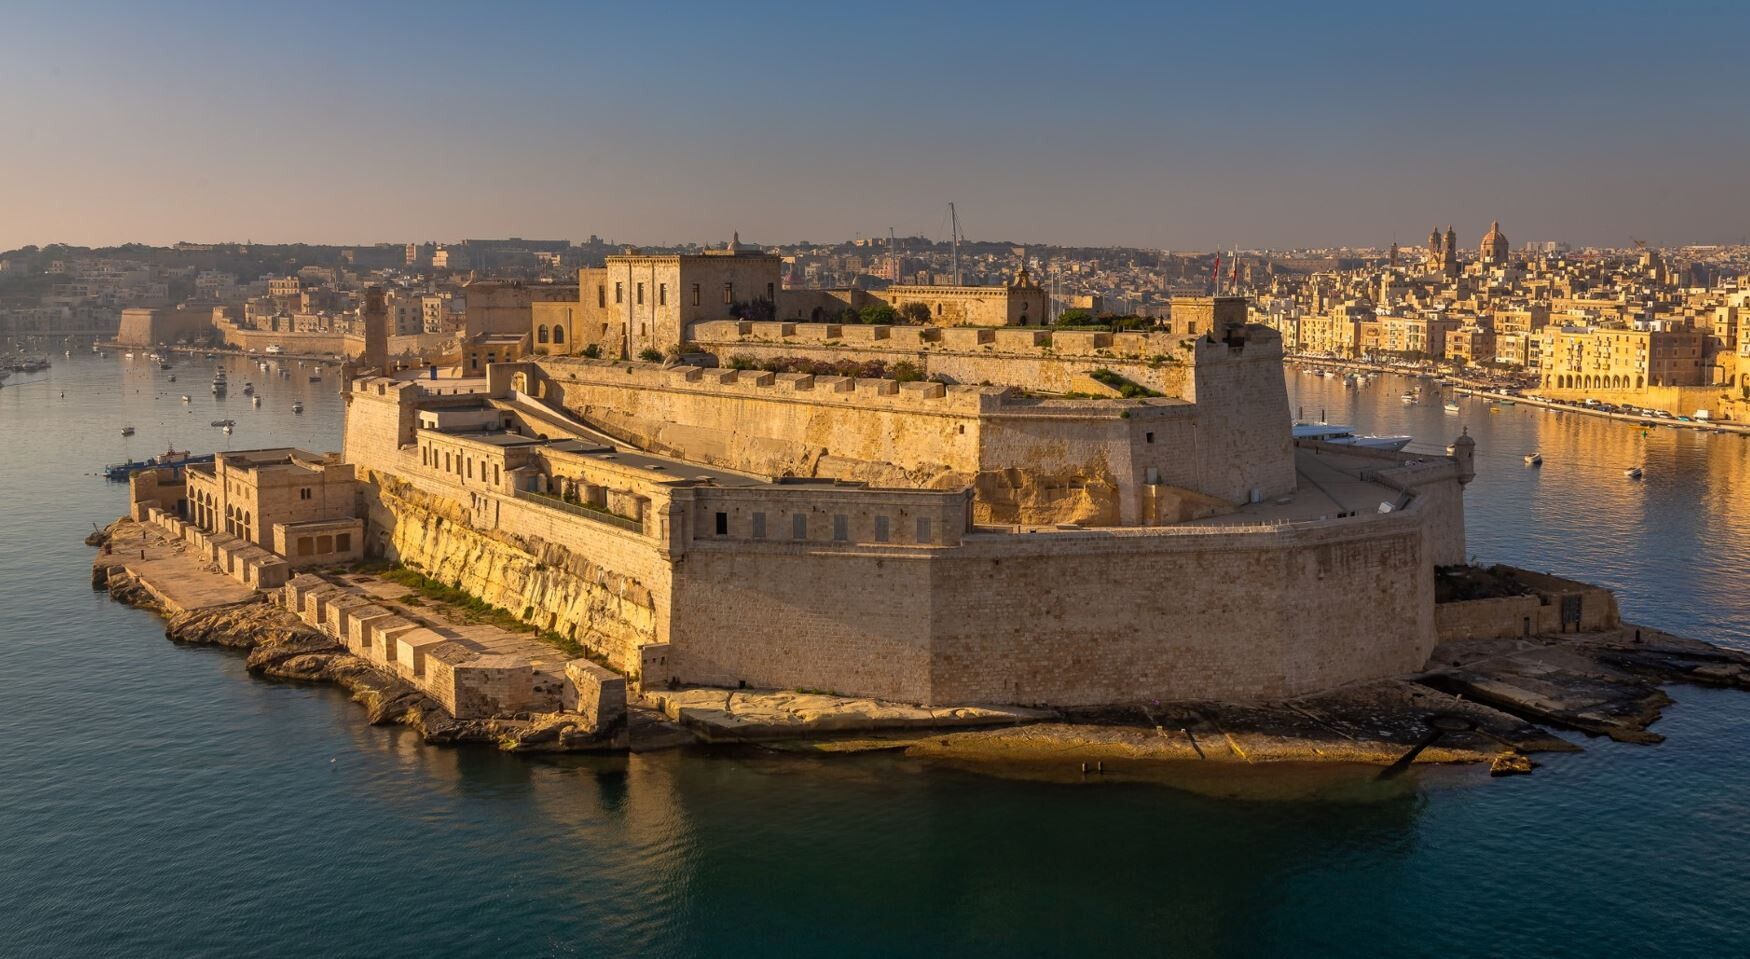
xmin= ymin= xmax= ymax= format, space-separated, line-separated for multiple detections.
xmin=466 ymin=458 xmax=473 ymax=480
xmin=658 ymin=283 xmax=667 ymax=306
xmin=916 ymin=517 xmax=932 ymax=543
xmin=723 ymin=282 xmax=734 ymax=305
xmin=714 ymin=511 xmax=728 ymax=536
xmin=751 ymin=512 xmax=766 ymax=539
xmin=494 ymin=464 xmax=501 ymax=486
xmin=597 ymin=285 xmax=606 ymax=308
xmin=1145 ymin=432 xmax=1154 ymax=444
xmin=792 ymin=513 xmax=807 ymax=540
xmin=299 ymin=487 xmax=312 ymax=500
xmin=766 ymin=282 xmax=775 ymax=302
xmin=692 ymin=283 xmax=700 ymax=306
xmin=336 ymin=533 xmax=352 ymax=552
xmin=615 ymin=282 xmax=623 ymax=304
xmin=637 ymin=282 xmax=644 ymax=305
xmin=874 ymin=516 xmax=890 ymax=542
xmin=832 ymin=514 xmax=848 ymax=542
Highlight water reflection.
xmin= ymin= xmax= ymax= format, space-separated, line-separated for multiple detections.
xmin=1289 ymin=369 xmax=1750 ymax=649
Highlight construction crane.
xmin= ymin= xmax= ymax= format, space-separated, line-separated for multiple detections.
xmin=1631 ymin=237 xmax=1649 ymax=251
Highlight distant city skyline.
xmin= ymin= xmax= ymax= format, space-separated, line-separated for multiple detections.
xmin=3 ymin=1 xmax=1747 ymax=252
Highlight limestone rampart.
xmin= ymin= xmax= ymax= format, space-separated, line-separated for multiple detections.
xmin=688 ymin=319 xmax=1196 ymax=397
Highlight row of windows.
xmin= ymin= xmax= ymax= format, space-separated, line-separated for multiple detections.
xmin=421 ymin=444 xmax=503 ymax=487
xmin=294 ymin=532 xmax=352 ymax=556
xmin=594 ymin=281 xmax=776 ymax=309
xmin=712 ymin=510 xmax=929 ymax=544
xmin=535 ymin=325 xmax=568 ymax=344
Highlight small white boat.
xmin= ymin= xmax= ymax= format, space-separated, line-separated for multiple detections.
xmin=1624 ymin=467 xmax=1643 ymax=480
xmin=210 ymin=419 xmax=235 ymax=428
xmin=291 ymin=401 xmax=304 ymax=414
xmin=1292 ymin=422 xmax=1414 ymax=451
xmin=1401 ymin=391 xmax=1417 ymax=405
xmin=251 ymin=395 xmax=261 ymax=407
xmin=1443 ymin=402 xmax=1461 ymax=414
xmin=124 ymin=351 xmax=134 ymax=359
xmin=1524 ymin=453 xmax=1542 ymax=466
xmin=121 ymin=426 xmax=135 ymax=437
xmin=181 ymin=395 xmax=191 ymax=403
xmin=223 ymin=424 xmax=234 ymax=435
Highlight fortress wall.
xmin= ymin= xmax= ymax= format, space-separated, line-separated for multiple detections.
xmin=689 ymin=486 xmax=971 ymax=548
xmin=536 ymin=359 xmax=991 ymax=488
xmin=363 ymin=468 xmax=671 ymax=674
xmin=117 ymin=307 xmax=215 ymax=346
xmin=927 ymin=514 xmax=1436 ymax=705
xmin=688 ymin=320 xmax=1194 ymax=396
xmin=668 ymin=544 xmax=938 ymax=700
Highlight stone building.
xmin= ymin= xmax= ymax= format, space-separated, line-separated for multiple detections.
xmin=182 ymin=448 xmax=363 ymax=567
xmin=1480 ymin=220 xmax=1510 ymax=268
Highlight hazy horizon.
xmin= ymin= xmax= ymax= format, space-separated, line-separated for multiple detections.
xmin=4 ymin=0 xmax=1747 ymax=252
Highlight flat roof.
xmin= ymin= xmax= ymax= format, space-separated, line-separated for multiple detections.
xmin=572 ymin=447 xmax=770 ymax=487
xmin=445 ymin=430 xmax=547 ymax=448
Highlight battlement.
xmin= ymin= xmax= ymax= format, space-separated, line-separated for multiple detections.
xmin=691 ymin=319 xmax=1201 ymax=362
xmin=539 ymin=356 xmax=1017 ymax=415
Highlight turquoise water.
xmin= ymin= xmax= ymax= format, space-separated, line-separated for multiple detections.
xmin=2 ymin=354 xmax=1746 ymax=957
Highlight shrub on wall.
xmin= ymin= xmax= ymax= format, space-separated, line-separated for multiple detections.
xmin=581 ymin=344 xmax=602 ymax=359
xmin=637 ymin=347 xmax=664 ymax=363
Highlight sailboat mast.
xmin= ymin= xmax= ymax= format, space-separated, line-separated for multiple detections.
xmin=949 ymin=202 xmax=960 ymax=286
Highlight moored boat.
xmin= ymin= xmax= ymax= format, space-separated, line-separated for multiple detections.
xmin=1291 ymin=422 xmax=1414 ymax=452
xmin=1524 ymin=453 xmax=1542 ymax=466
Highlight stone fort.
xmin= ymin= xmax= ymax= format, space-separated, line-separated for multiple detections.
xmin=131 ymin=256 xmax=1476 ymax=712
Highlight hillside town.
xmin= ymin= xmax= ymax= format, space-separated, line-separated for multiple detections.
xmin=4 ymin=226 xmax=1748 ymax=420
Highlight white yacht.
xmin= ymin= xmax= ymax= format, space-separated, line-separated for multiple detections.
xmin=1291 ymin=422 xmax=1414 ymax=452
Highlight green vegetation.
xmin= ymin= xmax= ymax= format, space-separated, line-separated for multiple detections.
xmin=637 ymin=347 xmax=664 ymax=363
xmin=1088 ymin=368 xmax=1163 ymax=398
xmin=858 ymin=304 xmax=898 ymax=325
xmin=380 ymin=566 xmax=587 ymax=658
xmin=581 ymin=344 xmax=602 ymax=359
xmin=899 ymin=301 xmax=931 ymax=325
xmin=382 ymin=567 xmax=531 ymax=631
xmin=728 ymin=298 xmax=777 ymax=322
xmin=890 ymin=360 xmax=924 ymax=383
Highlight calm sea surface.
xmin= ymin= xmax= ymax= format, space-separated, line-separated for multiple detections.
xmin=2 ymin=352 xmax=1747 ymax=957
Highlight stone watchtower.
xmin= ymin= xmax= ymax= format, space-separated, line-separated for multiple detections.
xmin=360 ymin=286 xmax=389 ymax=373
xmin=1451 ymin=428 xmax=1476 ymax=484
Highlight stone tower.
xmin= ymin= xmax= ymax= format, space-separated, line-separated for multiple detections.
xmin=360 ymin=286 xmax=388 ymax=373
xmin=1451 ymin=428 xmax=1476 ymax=484
xmin=1480 ymin=220 xmax=1509 ymax=268
xmin=1441 ymin=226 xmax=1459 ymax=278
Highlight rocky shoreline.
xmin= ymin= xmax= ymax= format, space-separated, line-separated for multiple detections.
xmin=101 ymin=565 xmax=625 ymax=752
xmin=90 ymin=518 xmax=1750 ymax=778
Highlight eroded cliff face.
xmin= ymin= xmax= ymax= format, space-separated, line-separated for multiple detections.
xmin=367 ymin=475 xmax=658 ymax=672
xmin=972 ymin=468 xmax=1121 ymax=527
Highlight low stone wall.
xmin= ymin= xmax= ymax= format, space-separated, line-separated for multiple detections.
xmin=137 ymin=505 xmax=291 ymax=590
xmin=1435 ymin=566 xmax=1620 ymax=642
xmin=281 ymin=573 xmax=610 ymax=721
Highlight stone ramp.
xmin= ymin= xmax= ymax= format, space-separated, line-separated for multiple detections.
xmin=93 ymin=519 xmax=260 ymax=614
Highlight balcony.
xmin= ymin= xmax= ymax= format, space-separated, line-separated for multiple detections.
xmin=514 ymin=489 xmax=644 ymax=533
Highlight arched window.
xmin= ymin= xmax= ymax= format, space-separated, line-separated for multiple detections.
xmin=552 ymin=326 xmax=565 ymax=345
xmin=537 ymin=326 xmax=549 ymax=344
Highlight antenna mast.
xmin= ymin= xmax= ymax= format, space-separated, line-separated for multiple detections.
xmin=949 ymin=202 xmax=961 ymax=286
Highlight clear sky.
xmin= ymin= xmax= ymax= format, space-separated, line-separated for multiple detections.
xmin=3 ymin=0 xmax=1746 ymax=251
